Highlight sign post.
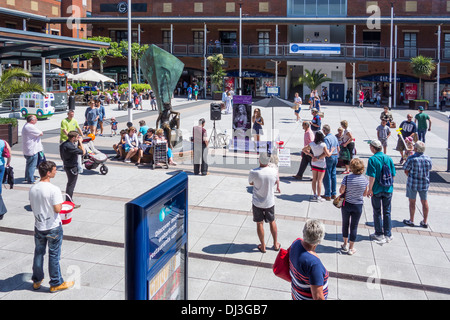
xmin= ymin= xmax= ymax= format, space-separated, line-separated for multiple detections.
xmin=125 ymin=172 xmax=188 ymax=300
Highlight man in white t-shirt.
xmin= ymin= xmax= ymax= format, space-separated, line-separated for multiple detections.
xmin=29 ymin=161 xmax=74 ymax=293
xmin=248 ymin=152 xmax=280 ymax=253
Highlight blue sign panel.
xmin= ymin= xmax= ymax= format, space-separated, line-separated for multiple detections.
xmin=289 ymin=43 xmax=341 ymax=54
xmin=125 ymin=171 xmax=188 ymax=300
xmin=265 ymin=86 xmax=280 ymax=97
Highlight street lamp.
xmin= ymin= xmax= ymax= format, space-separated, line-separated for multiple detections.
xmin=238 ymin=1 xmax=242 ymax=95
xmin=128 ymin=0 xmax=133 ymax=122
xmin=388 ymin=2 xmax=394 ymax=110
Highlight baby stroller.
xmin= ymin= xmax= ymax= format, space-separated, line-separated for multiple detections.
xmin=82 ymin=135 xmax=109 ymax=175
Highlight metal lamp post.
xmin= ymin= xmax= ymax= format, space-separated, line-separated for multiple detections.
xmin=128 ymin=0 xmax=133 ymax=123
xmin=238 ymin=2 xmax=242 ymax=95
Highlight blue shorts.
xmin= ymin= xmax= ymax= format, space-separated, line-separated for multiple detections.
xmin=406 ymin=186 xmax=428 ymax=201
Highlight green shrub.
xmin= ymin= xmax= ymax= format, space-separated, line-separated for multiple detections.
xmin=0 ymin=117 xmax=18 ymax=127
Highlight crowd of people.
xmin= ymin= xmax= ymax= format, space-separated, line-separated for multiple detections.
xmin=0 ymin=84 xmax=437 ymax=298
xmin=249 ymin=97 xmax=434 ymax=300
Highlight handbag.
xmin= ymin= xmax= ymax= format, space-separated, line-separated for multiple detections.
xmin=339 ymin=146 xmax=351 ymax=161
xmin=389 ymin=121 xmax=396 ymax=128
xmin=333 ymin=176 xmax=347 ymax=208
xmin=291 ymin=103 xmax=299 ymax=110
xmin=273 ymin=247 xmax=292 ymax=282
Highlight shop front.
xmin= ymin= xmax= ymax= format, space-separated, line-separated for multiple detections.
xmin=358 ymin=74 xmax=419 ymax=106
xmin=226 ymin=70 xmax=275 ymax=98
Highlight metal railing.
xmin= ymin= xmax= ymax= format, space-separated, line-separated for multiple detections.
xmin=154 ymin=43 xmax=450 ymax=61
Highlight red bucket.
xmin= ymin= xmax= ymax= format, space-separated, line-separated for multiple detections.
xmin=276 ymin=141 xmax=285 ymax=149
xmin=60 ymin=201 xmax=75 ymax=225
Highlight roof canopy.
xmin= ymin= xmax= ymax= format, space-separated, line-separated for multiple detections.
xmin=0 ymin=27 xmax=109 ymax=63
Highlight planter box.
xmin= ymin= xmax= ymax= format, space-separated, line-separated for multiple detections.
xmin=409 ymin=100 xmax=428 ymax=110
xmin=0 ymin=123 xmax=18 ymax=146
xmin=213 ymin=92 xmax=223 ymax=101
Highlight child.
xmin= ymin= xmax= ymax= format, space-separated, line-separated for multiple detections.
xmin=113 ymin=129 xmax=127 ymax=159
xmin=110 ymin=117 xmax=118 ymax=137
xmin=376 ymin=119 xmax=391 ymax=154
xmin=404 ymin=136 xmax=415 ymax=160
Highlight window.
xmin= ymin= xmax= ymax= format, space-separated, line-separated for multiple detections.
xmin=109 ymin=30 xmax=138 ymax=43
xmin=193 ymin=31 xmax=204 ymax=54
xmin=194 ymin=3 xmax=203 ymax=12
xmin=404 ymin=33 xmax=417 ymax=58
xmin=259 ymin=2 xmax=269 ymax=12
xmin=226 ymin=2 xmax=235 ymax=12
xmin=258 ymin=31 xmax=270 ymax=55
xmin=163 ymin=3 xmax=172 ymax=13
xmin=162 ymin=30 xmax=171 ymax=52
xmin=288 ymin=0 xmax=346 ymax=17
xmin=444 ymin=34 xmax=450 ymax=59
xmin=447 ymin=1 xmax=450 ymax=12
xmin=363 ymin=31 xmax=381 ymax=45
xmin=405 ymin=1 xmax=417 ymax=12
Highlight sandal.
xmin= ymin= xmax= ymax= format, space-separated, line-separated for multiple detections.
xmin=257 ymin=244 xmax=266 ymax=253
xmin=273 ymin=243 xmax=281 ymax=251
xmin=341 ymin=244 xmax=349 ymax=253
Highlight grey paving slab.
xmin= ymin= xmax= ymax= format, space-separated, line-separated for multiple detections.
xmin=1 ymin=101 xmax=450 ymax=300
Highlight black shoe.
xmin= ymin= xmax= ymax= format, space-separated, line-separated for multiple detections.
xmin=0 ymin=214 xmax=4 ymax=220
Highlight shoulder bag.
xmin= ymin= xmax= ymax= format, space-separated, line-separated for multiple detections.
xmin=333 ymin=176 xmax=347 ymax=208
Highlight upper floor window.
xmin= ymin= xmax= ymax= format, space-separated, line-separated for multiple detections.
xmin=288 ymin=0 xmax=347 ymax=16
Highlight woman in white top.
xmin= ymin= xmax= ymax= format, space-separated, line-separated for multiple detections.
xmin=302 ymin=131 xmax=333 ymax=202
xmin=124 ymin=127 xmax=139 ymax=163
xmin=293 ymin=92 xmax=302 ymax=122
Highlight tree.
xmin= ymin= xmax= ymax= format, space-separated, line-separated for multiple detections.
xmin=0 ymin=68 xmax=43 ymax=103
xmin=410 ymin=55 xmax=436 ymax=100
xmin=207 ymin=53 xmax=226 ymax=91
xmin=83 ymin=36 xmax=123 ymax=74
xmin=294 ymin=68 xmax=332 ymax=93
xmin=119 ymin=41 xmax=149 ymax=84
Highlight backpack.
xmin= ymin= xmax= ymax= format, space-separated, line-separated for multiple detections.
xmin=379 ymin=157 xmax=393 ymax=187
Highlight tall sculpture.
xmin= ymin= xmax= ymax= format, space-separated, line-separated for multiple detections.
xmin=140 ymin=45 xmax=185 ymax=148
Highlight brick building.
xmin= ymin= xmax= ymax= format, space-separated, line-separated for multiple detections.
xmin=1 ymin=0 xmax=450 ymax=105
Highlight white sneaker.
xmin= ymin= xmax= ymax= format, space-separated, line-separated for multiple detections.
xmin=385 ymin=235 xmax=394 ymax=243
xmin=370 ymin=233 xmax=385 ymax=243
xmin=317 ymin=197 xmax=326 ymax=202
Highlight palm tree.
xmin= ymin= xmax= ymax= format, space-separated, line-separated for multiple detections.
xmin=410 ymin=55 xmax=436 ymax=100
xmin=207 ymin=53 xmax=227 ymax=91
xmin=0 ymin=68 xmax=43 ymax=103
xmin=294 ymin=68 xmax=332 ymax=93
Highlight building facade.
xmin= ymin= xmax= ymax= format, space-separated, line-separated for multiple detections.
xmin=1 ymin=0 xmax=449 ymax=105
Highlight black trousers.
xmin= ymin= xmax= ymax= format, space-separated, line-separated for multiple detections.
xmin=296 ymin=152 xmax=312 ymax=177
xmin=193 ymin=144 xmax=208 ymax=175
xmin=64 ymin=166 xmax=78 ymax=202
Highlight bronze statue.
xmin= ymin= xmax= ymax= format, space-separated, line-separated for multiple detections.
xmin=140 ymin=45 xmax=184 ymax=148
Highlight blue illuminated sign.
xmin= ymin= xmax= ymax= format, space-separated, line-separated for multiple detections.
xmin=125 ymin=172 xmax=188 ymax=300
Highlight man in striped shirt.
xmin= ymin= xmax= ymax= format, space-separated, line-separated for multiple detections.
xmin=402 ymin=141 xmax=432 ymax=228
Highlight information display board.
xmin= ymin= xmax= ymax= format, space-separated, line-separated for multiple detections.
xmin=125 ymin=172 xmax=188 ymax=300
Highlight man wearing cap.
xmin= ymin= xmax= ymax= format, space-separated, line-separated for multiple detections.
xmin=402 ymin=141 xmax=432 ymax=228
xmin=366 ymin=139 xmax=396 ymax=244
xmin=248 ymin=152 xmax=280 ymax=253
xmin=310 ymin=108 xmax=321 ymax=132
xmin=414 ymin=106 xmax=431 ymax=143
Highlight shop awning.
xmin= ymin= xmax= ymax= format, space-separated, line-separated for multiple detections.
xmin=0 ymin=27 xmax=110 ymax=63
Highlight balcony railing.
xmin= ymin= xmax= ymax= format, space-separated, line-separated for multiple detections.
xmin=155 ymin=43 xmax=450 ymax=62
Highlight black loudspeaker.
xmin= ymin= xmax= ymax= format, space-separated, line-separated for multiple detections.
xmin=210 ymin=103 xmax=222 ymax=121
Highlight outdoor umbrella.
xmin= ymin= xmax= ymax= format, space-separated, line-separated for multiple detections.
xmin=50 ymin=67 xmax=67 ymax=74
xmin=253 ymin=95 xmax=294 ymax=146
xmin=70 ymin=69 xmax=115 ymax=83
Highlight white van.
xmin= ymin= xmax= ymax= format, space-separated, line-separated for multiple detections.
xmin=19 ymin=92 xmax=55 ymax=119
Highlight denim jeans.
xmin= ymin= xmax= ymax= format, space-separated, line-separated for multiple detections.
xmin=323 ymin=156 xmax=338 ymax=197
xmin=417 ymin=129 xmax=427 ymax=143
xmin=32 ymin=225 xmax=64 ymax=287
xmin=371 ymin=192 xmax=392 ymax=237
xmin=0 ymin=165 xmax=5 ymax=195
xmin=24 ymin=153 xmax=39 ymax=183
